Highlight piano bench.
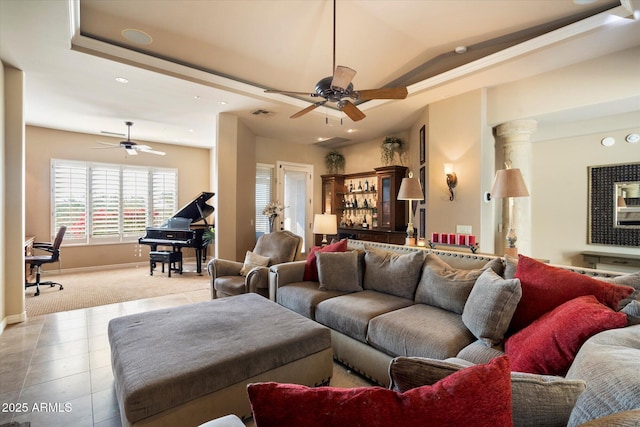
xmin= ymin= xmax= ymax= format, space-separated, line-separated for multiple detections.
xmin=149 ymin=251 xmax=182 ymax=277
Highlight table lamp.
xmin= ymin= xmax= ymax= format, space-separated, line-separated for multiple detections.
xmin=313 ymin=213 xmax=337 ymax=245
xmin=397 ymin=172 xmax=424 ymax=246
xmin=490 ymin=167 xmax=529 ymax=256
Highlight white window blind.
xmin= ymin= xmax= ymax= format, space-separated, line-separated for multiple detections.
xmin=91 ymin=165 xmax=121 ymax=239
xmin=53 ymin=160 xmax=87 ymax=241
xmin=255 ymin=163 xmax=274 ymax=236
xmin=122 ymin=167 xmax=149 ymax=236
xmin=152 ymin=170 xmax=177 ymax=227
xmin=51 ymin=159 xmax=177 ymax=244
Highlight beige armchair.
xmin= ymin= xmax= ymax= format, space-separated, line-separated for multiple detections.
xmin=207 ymin=230 xmax=302 ymax=299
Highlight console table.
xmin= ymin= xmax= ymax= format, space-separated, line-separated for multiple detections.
xmin=581 ymin=251 xmax=640 ymax=270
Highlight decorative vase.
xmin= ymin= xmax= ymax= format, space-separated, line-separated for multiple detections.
xmin=269 ymin=215 xmax=277 ymax=233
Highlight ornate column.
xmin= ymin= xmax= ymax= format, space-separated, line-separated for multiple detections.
xmin=494 ymin=119 xmax=537 ymax=256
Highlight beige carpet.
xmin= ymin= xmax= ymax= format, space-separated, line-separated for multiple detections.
xmin=25 ymin=265 xmax=210 ymax=317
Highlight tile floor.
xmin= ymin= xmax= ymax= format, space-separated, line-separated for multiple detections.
xmin=0 ymin=289 xmax=372 ymax=427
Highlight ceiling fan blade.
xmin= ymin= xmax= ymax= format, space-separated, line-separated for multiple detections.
xmin=135 ymin=144 xmax=152 ymax=150
xmin=339 ymin=100 xmax=366 ymax=122
xmin=140 ymin=148 xmax=166 ymax=156
xmin=95 ymin=140 xmax=118 ymax=147
xmin=290 ymin=101 xmax=327 ymax=119
xmin=355 ymin=87 xmax=408 ymax=100
xmin=331 ymin=66 xmax=356 ymax=90
xmin=125 ymin=148 xmax=138 ymax=155
xmin=265 ymin=89 xmax=320 ymax=98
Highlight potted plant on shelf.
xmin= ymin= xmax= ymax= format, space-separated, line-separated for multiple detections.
xmin=381 ymin=136 xmax=406 ymax=166
xmin=325 ymin=150 xmax=345 ymax=174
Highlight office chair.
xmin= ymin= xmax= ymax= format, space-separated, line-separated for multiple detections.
xmin=25 ymin=225 xmax=67 ymax=296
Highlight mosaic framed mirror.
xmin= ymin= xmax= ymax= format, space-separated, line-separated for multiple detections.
xmin=588 ymin=162 xmax=640 ymax=247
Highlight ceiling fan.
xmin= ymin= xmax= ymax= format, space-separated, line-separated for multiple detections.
xmin=94 ymin=121 xmax=166 ymax=156
xmin=264 ymin=0 xmax=408 ymax=122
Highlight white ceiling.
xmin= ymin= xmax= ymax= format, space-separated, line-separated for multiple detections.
xmin=1 ymin=0 xmax=639 ymax=150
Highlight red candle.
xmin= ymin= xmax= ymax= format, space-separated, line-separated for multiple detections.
xmin=449 ymin=234 xmax=456 ymax=245
xmin=468 ymin=235 xmax=476 ymax=245
xmin=457 ymin=234 xmax=466 ymax=245
xmin=431 ymin=232 xmax=439 ymax=243
xmin=440 ymin=233 xmax=448 ymax=244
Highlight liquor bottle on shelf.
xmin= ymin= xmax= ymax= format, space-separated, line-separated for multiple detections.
xmin=362 ymin=214 xmax=369 ymax=229
xmin=358 ymin=181 xmax=363 ymax=191
xmin=349 ymin=181 xmax=354 ymax=192
xmin=365 ymin=179 xmax=369 ymax=191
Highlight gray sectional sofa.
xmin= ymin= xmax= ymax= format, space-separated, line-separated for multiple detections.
xmin=268 ymin=239 xmax=640 ymax=426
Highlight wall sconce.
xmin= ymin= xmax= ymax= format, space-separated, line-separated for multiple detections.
xmin=444 ymin=163 xmax=457 ymax=201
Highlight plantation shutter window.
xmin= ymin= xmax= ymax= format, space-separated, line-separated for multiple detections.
xmin=152 ymin=170 xmax=178 ymax=227
xmin=51 ymin=159 xmax=177 ymax=244
xmin=52 ymin=160 xmax=88 ymax=243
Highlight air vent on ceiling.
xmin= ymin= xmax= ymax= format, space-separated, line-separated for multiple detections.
xmin=251 ymin=109 xmax=274 ymax=117
xmin=314 ymin=137 xmax=353 ymax=148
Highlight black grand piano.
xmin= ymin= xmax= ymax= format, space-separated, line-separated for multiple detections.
xmin=139 ymin=191 xmax=215 ymax=274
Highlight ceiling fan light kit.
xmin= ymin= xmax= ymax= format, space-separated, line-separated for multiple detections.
xmin=264 ymin=0 xmax=408 ymax=122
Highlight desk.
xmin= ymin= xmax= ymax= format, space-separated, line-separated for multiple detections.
xmin=582 ymin=251 xmax=640 ymax=270
xmin=25 ymin=236 xmax=35 ymax=282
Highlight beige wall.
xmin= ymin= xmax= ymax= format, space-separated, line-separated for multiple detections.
xmin=2 ymin=64 xmax=27 ymax=327
xmin=1 ymin=62 xmax=5 ymax=326
xmin=25 ymin=126 xmax=212 ymax=270
xmin=532 ymin=121 xmax=640 ymax=267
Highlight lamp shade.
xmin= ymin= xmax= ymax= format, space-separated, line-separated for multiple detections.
xmin=313 ymin=213 xmax=337 ymax=235
xmin=490 ymin=168 xmax=529 ymax=198
xmin=397 ymin=177 xmax=423 ymax=201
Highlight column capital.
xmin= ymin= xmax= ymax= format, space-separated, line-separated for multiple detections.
xmin=495 ymin=119 xmax=538 ymax=140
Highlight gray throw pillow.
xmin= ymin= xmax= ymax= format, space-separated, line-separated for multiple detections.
xmin=462 ymin=269 xmax=522 ymax=346
xmin=317 ymin=251 xmax=363 ymax=292
xmin=622 ymin=300 xmax=640 ymax=325
xmin=363 ymin=246 xmax=425 ymax=299
xmin=414 ymin=253 xmax=484 ymax=314
xmin=389 ymin=357 xmax=586 ymax=427
xmin=503 ymin=253 xmax=519 ymax=279
xmin=597 ymin=271 xmax=640 ymax=310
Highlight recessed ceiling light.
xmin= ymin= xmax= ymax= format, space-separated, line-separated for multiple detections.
xmin=194 ymin=96 xmax=201 ymax=100
xmin=626 ymin=133 xmax=639 ymax=143
xmin=455 ymin=46 xmax=467 ymax=54
xmin=115 ymin=77 xmax=128 ymax=83
xmin=121 ymin=29 xmax=153 ymax=45
xmin=601 ymin=136 xmax=615 ymax=147
xmin=219 ymin=101 xmax=228 ymax=105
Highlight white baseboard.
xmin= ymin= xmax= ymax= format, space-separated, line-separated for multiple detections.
xmin=0 ymin=311 xmax=28 ymax=334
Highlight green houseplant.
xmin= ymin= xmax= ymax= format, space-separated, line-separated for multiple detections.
xmin=325 ymin=150 xmax=346 ymax=174
xmin=203 ymin=226 xmax=215 ymax=245
xmin=381 ymin=136 xmax=406 ymax=166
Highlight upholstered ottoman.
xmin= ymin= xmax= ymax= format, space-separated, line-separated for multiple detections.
xmin=108 ymin=293 xmax=333 ymax=427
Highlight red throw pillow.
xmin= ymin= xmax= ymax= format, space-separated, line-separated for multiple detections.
xmin=510 ymin=255 xmax=633 ymax=333
xmin=303 ymin=238 xmax=348 ymax=281
xmin=248 ymin=356 xmax=513 ymax=427
xmin=505 ymin=295 xmax=627 ymax=376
